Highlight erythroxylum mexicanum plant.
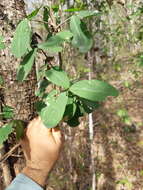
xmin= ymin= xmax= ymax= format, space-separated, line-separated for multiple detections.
xmin=0 ymin=6 xmax=119 ymax=145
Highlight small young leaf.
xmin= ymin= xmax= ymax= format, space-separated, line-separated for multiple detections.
xmin=0 ymin=123 xmax=13 ymax=145
xmin=70 ymin=80 xmax=119 ymax=102
xmin=38 ymin=30 xmax=73 ymax=53
xmin=43 ymin=6 xmax=50 ymax=31
xmin=0 ymin=36 xmax=5 ymax=50
xmin=70 ymin=15 xmax=93 ymax=53
xmin=11 ymin=19 xmax=32 ymax=58
xmin=27 ymin=7 xmax=42 ymax=20
xmin=45 ymin=66 xmax=70 ymax=89
xmin=40 ymin=92 xmax=68 ymax=128
xmin=17 ymin=49 xmax=37 ymax=81
xmin=2 ymin=106 xmax=14 ymax=119
xmin=64 ymin=8 xmax=83 ymax=12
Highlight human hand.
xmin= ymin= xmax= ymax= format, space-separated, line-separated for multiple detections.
xmin=21 ymin=117 xmax=63 ymax=187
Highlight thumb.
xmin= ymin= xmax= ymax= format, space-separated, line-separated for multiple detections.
xmin=52 ymin=127 xmax=63 ymax=145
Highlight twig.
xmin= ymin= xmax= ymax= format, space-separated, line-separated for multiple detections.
xmin=58 ymin=53 xmax=63 ymax=69
xmin=0 ymin=143 xmax=20 ymax=164
xmin=41 ymin=50 xmax=53 ymax=68
xmin=56 ymin=17 xmax=71 ymax=30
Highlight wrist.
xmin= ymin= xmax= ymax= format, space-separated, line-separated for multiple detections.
xmin=22 ymin=166 xmax=49 ymax=187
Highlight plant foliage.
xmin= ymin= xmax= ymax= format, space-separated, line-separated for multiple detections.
xmin=0 ymin=6 xmax=119 ymax=145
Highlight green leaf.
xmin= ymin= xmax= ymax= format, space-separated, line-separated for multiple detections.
xmin=77 ymin=10 xmax=99 ymax=19
xmin=67 ymin=117 xmax=80 ymax=127
xmin=70 ymin=80 xmax=119 ymax=102
xmin=66 ymin=105 xmax=82 ymax=127
xmin=35 ymin=101 xmax=46 ymax=113
xmin=2 ymin=106 xmax=14 ymax=119
xmin=43 ymin=6 xmax=50 ymax=31
xmin=0 ymin=36 xmax=5 ymax=50
xmin=0 ymin=123 xmax=13 ymax=145
xmin=38 ymin=30 xmax=73 ymax=53
xmin=52 ymin=4 xmax=59 ymax=12
xmin=0 ymin=75 xmax=4 ymax=86
xmin=12 ymin=120 xmax=25 ymax=140
xmin=11 ymin=19 xmax=32 ymax=58
xmin=80 ymin=98 xmax=100 ymax=113
xmin=64 ymin=8 xmax=83 ymax=12
xmin=45 ymin=66 xmax=70 ymax=89
xmin=70 ymin=15 xmax=93 ymax=53
xmin=64 ymin=97 xmax=77 ymax=120
xmin=35 ymin=79 xmax=50 ymax=97
xmin=40 ymin=92 xmax=68 ymax=128
xmin=17 ymin=49 xmax=36 ymax=81
xmin=27 ymin=7 xmax=42 ymax=20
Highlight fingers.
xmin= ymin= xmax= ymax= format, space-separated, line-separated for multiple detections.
xmin=52 ymin=127 xmax=64 ymax=145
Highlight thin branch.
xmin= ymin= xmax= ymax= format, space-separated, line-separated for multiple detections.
xmin=58 ymin=52 xmax=63 ymax=69
xmin=31 ymin=19 xmax=49 ymax=24
xmin=41 ymin=50 xmax=53 ymax=68
xmin=0 ymin=143 xmax=20 ymax=164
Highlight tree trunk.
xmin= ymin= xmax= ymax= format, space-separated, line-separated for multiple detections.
xmin=0 ymin=0 xmax=37 ymax=187
xmin=0 ymin=0 xmax=37 ymax=121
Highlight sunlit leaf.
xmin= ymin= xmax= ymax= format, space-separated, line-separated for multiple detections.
xmin=70 ymin=80 xmax=119 ymax=102
xmin=45 ymin=66 xmax=70 ymax=89
xmin=11 ymin=19 xmax=32 ymax=58
xmin=40 ymin=92 xmax=68 ymax=128
xmin=70 ymin=16 xmax=93 ymax=53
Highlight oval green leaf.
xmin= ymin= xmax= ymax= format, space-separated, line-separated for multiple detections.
xmin=70 ymin=80 xmax=119 ymax=102
xmin=45 ymin=66 xmax=70 ymax=89
xmin=40 ymin=92 xmax=68 ymax=128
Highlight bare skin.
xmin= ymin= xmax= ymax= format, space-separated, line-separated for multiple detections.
xmin=21 ymin=117 xmax=63 ymax=187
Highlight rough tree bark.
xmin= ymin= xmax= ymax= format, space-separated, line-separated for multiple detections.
xmin=0 ymin=0 xmax=37 ymax=188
